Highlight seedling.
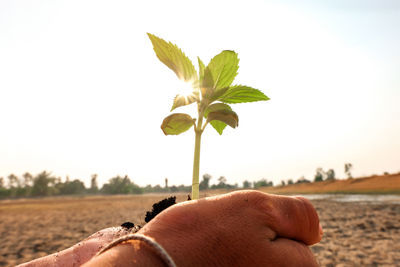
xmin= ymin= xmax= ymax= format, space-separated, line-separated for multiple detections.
xmin=148 ymin=33 xmax=269 ymax=200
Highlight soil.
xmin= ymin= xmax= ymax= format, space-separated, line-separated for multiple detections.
xmin=120 ymin=222 xmax=135 ymax=229
xmin=261 ymin=173 xmax=400 ymax=194
xmin=145 ymin=196 xmax=176 ymax=223
xmin=1 ymin=193 xmax=399 ymax=266
xmin=311 ymin=199 xmax=400 ymax=266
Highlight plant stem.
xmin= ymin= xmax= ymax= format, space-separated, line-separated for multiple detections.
xmin=192 ymin=130 xmax=202 ymax=200
xmin=192 ymin=107 xmax=204 ymax=200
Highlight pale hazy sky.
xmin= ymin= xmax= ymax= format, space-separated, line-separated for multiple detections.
xmin=1 ymin=0 xmax=399 ymax=187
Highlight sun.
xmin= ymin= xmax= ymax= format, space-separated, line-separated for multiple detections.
xmin=176 ymin=79 xmax=197 ymax=96
xmin=172 ymin=78 xmax=200 ymax=104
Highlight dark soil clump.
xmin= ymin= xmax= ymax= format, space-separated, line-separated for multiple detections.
xmin=145 ymin=196 xmax=176 ymax=223
xmin=120 ymin=222 xmax=135 ymax=229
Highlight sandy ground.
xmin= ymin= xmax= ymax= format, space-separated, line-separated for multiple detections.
xmin=311 ymin=199 xmax=400 ymax=266
xmin=263 ymin=173 xmax=400 ymax=194
xmin=1 ymin=194 xmax=399 ymax=267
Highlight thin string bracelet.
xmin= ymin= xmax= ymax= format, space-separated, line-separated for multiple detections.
xmin=97 ymin=233 xmax=177 ymax=267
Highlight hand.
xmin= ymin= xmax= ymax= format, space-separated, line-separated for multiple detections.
xmin=17 ymin=226 xmax=138 ymax=267
xmin=86 ymin=190 xmax=323 ymax=266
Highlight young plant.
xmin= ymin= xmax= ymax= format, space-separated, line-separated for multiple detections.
xmin=148 ymin=33 xmax=269 ymax=200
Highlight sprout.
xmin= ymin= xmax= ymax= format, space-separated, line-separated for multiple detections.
xmin=148 ymin=33 xmax=269 ymax=199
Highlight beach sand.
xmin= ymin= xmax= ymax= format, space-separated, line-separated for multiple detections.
xmin=1 ymin=194 xmax=399 ymax=266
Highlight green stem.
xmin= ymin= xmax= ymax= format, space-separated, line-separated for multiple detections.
xmin=192 ymin=130 xmax=202 ymax=200
xmin=192 ymin=107 xmax=204 ymax=200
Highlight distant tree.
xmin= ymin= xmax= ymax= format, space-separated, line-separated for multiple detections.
xmin=177 ymin=184 xmax=191 ymax=192
xmin=242 ymin=180 xmax=251 ymax=188
xmin=210 ymin=176 xmax=238 ymax=189
xmin=8 ymin=174 xmax=20 ymax=188
xmin=153 ymin=184 xmax=163 ymax=192
xmin=253 ymin=179 xmax=267 ymax=188
xmin=383 ymin=171 xmax=389 ymax=176
xmin=22 ymin=172 xmax=33 ymax=187
xmin=170 ymin=185 xmax=178 ymax=192
xmin=165 ymin=178 xmax=168 ymax=189
xmin=19 ymin=172 xmax=33 ymax=196
xmin=281 ymin=180 xmax=286 ymax=186
xmin=326 ymin=169 xmax=335 ymax=180
xmin=344 ymin=163 xmax=353 ymax=178
xmin=142 ymin=184 xmax=153 ymax=193
xmin=253 ymin=178 xmax=273 ymax=188
xmin=199 ymin=174 xmax=211 ymax=190
xmin=210 ymin=176 xmax=227 ymax=189
xmin=32 ymin=171 xmax=55 ymax=196
xmin=0 ymin=177 xmax=8 ymax=198
xmin=54 ymin=177 xmax=62 ymax=184
xmin=314 ymin=168 xmax=325 ymax=182
xmin=101 ymin=175 xmax=142 ymax=194
xmin=218 ymin=176 xmax=227 ymax=185
xmin=7 ymin=174 xmax=20 ymax=197
xmin=288 ymin=179 xmax=294 ymax=185
xmin=60 ymin=179 xmax=86 ymax=195
xmin=89 ymin=174 xmax=99 ymax=194
xmin=296 ymin=176 xmax=311 ymax=184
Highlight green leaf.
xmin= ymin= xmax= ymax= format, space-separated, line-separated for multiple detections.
xmin=219 ymin=85 xmax=270 ymax=103
xmin=171 ymin=93 xmax=199 ymax=111
xmin=198 ymin=57 xmax=205 ymax=83
xmin=201 ymin=65 xmax=215 ymax=98
xmin=204 ymin=103 xmax=232 ymax=117
xmin=204 ymin=103 xmax=233 ymax=135
xmin=209 ymin=87 xmax=229 ymax=103
xmin=198 ymin=57 xmax=212 ymax=98
xmin=147 ymin=33 xmax=198 ymax=83
xmin=161 ymin=113 xmax=195 ymax=135
xmin=207 ymin=109 xmax=238 ymax=129
xmin=205 ymin=103 xmax=238 ymax=135
xmin=209 ymin=120 xmax=226 ymax=135
xmin=206 ymin=50 xmax=239 ymax=91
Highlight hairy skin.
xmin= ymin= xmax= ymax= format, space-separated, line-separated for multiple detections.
xmin=87 ymin=190 xmax=322 ymax=267
xmin=17 ymin=227 xmax=138 ymax=267
xmin=19 ymin=190 xmax=323 ymax=267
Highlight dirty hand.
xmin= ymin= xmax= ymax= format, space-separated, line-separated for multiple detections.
xmin=17 ymin=226 xmax=138 ymax=267
xmin=86 ymin=190 xmax=323 ymax=266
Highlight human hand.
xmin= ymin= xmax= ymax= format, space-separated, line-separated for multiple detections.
xmin=17 ymin=226 xmax=139 ymax=267
xmin=87 ymin=190 xmax=323 ymax=266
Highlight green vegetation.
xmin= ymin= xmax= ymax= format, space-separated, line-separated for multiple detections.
xmin=147 ymin=33 xmax=269 ymax=199
xmin=345 ymin=163 xmax=353 ymax=178
xmin=0 ymin=171 xmax=275 ymax=199
xmin=253 ymin=178 xmax=274 ymax=188
xmin=314 ymin=167 xmax=336 ymax=182
xmin=314 ymin=168 xmax=324 ymax=182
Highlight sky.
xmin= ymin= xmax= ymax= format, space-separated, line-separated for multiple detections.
xmin=1 ymin=0 xmax=399 ymax=187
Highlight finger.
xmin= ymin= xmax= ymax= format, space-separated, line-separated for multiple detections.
xmin=268 ymin=238 xmax=320 ymax=267
xmin=254 ymin=193 xmax=323 ymax=245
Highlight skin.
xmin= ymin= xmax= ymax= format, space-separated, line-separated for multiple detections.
xmin=19 ymin=190 xmax=323 ymax=266
xmin=16 ymin=226 xmax=139 ymax=267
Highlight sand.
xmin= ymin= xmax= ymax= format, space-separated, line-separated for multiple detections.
xmin=1 ymin=194 xmax=399 ymax=266
xmin=262 ymin=173 xmax=400 ymax=194
xmin=311 ymin=199 xmax=400 ymax=266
